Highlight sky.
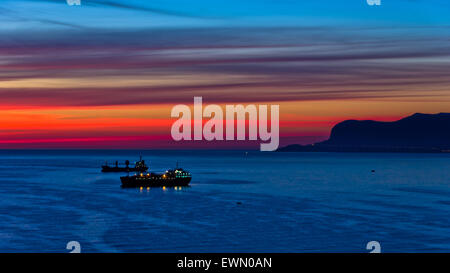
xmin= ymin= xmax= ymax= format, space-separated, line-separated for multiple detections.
xmin=0 ymin=0 xmax=450 ymax=149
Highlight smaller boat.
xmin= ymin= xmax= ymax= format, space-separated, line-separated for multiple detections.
xmin=120 ymin=167 xmax=192 ymax=188
xmin=101 ymin=156 xmax=148 ymax=173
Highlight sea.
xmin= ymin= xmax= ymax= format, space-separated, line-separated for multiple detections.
xmin=0 ymin=150 xmax=449 ymax=253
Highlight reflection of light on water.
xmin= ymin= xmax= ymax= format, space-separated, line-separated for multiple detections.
xmin=136 ymin=185 xmax=186 ymax=193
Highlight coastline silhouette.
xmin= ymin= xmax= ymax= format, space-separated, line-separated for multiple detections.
xmin=278 ymin=113 xmax=450 ymax=153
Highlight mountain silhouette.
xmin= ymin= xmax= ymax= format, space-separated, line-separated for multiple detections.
xmin=278 ymin=113 xmax=450 ymax=153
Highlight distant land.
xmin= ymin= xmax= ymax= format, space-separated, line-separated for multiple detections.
xmin=278 ymin=113 xmax=450 ymax=153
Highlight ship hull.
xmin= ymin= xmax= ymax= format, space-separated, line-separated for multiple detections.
xmin=120 ymin=175 xmax=191 ymax=188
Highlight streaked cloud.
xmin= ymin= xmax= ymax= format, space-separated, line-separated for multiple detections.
xmin=1 ymin=27 xmax=450 ymax=107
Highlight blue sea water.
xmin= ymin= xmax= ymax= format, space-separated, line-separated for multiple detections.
xmin=0 ymin=150 xmax=449 ymax=253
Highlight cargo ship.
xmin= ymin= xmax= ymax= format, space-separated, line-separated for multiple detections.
xmin=101 ymin=156 xmax=148 ymax=173
xmin=120 ymin=167 xmax=192 ymax=188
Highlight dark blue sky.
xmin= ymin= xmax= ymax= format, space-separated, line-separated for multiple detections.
xmin=2 ymin=0 xmax=450 ymax=30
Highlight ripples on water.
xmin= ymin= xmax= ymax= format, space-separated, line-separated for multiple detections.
xmin=0 ymin=150 xmax=449 ymax=252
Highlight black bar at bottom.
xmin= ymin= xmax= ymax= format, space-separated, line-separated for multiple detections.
xmin=0 ymin=253 xmax=447 ymax=271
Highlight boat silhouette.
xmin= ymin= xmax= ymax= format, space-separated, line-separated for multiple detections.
xmin=101 ymin=156 xmax=148 ymax=173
